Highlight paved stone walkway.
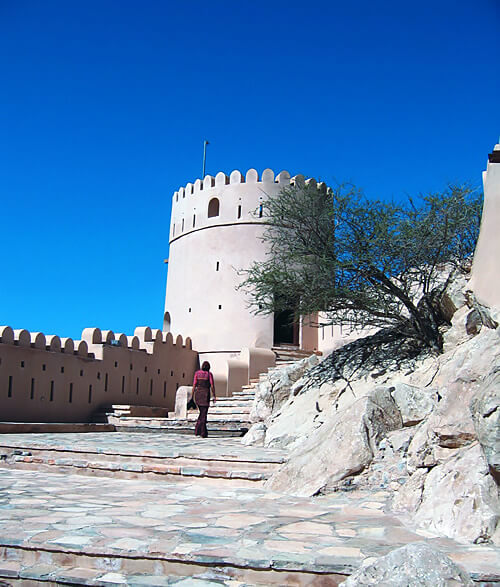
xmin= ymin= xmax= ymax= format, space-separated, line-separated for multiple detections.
xmin=0 ymin=434 xmax=498 ymax=585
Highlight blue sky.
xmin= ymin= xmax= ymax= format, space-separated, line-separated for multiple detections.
xmin=1 ymin=0 xmax=499 ymax=339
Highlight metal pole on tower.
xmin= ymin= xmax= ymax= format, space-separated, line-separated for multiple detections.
xmin=202 ymin=140 xmax=209 ymax=178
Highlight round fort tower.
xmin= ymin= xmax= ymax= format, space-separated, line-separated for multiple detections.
xmin=164 ymin=168 xmax=313 ymax=377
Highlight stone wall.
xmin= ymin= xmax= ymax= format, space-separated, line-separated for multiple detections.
xmin=0 ymin=326 xmax=198 ymax=422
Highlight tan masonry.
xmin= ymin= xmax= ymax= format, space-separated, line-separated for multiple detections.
xmin=0 ymin=326 xmax=198 ymax=422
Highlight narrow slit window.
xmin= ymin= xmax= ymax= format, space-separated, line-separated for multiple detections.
xmin=192 ymin=214 xmax=196 ymax=228
xmin=88 ymin=384 xmax=92 ymax=403
xmin=258 ymin=204 xmax=263 ymax=218
xmin=121 ymin=375 xmax=125 ymax=394
xmin=163 ymin=381 xmax=167 ymax=398
xmin=50 ymin=381 xmax=54 ymax=402
xmin=172 ymin=224 xmax=176 ymax=237
xmin=8 ymin=375 xmax=13 ymax=398
xmin=136 ymin=377 xmax=139 ymax=394
xmin=237 ymin=204 xmax=242 ymax=219
xmin=69 ymin=383 xmax=73 ymax=403
xmin=30 ymin=378 xmax=35 ymax=400
xmin=181 ymin=218 xmax=184 ymax=231
xmin=150 ymin=379 xmax=153 ymax=395
xmin=216 ymin=261 xmax=219 ymax=271
xmin=105 ymin=373 xmax=108 ymax=392
xmin=20 ymin=361 xmax=25 ymax=368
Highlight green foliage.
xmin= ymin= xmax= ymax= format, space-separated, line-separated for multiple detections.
xmin=239 ymin=180 xmax=482 ymax=352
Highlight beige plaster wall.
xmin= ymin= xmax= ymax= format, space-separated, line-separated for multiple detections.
xmin=0 ymin=326 xmax=198 ymax=423
xmin=470 ymin=143 xmax=500 ymax=310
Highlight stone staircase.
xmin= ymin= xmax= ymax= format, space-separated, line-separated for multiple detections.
xmin=272 ymin=344 xmax=321 ymax=365
xmin=93 ymin=377 xmax=263 ymax=437
xmin=93 ymin=348 xmax=320 ymax=437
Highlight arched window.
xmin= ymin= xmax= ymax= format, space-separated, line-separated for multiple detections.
xmin=163 ymin=312 xmax=171 ymax=333
xmin=208 ymin=198 xmax=220 ymax=218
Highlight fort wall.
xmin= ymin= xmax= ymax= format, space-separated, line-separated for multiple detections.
xmin=471 ymin=143 xmax=500 ymax=310
xmin=0 ymin=325 xmax=198 ymax=422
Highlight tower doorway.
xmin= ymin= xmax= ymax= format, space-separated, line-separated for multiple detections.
xmin=273 ymin=309 xmax=299 ymax=346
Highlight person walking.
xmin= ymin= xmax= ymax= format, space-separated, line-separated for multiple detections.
xmin=192 ymin=361 xmax=216 ymax=438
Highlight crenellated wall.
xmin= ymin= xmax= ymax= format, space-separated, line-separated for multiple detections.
xmin=0 ymin=325 xmax=198 ymax=422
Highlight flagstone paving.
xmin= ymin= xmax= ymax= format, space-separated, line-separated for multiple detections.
xmin=0 ymin=434 xmax=498 ymax=585
xmin=0 ymin=433 xmax=286 ymax=463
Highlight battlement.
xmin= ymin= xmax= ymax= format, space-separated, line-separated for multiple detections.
xmin=0 ymin=325 xmax=192 ymax=357
xmin=0 ymin=325 xmax=197 ymax=423
xmin=169 ymin=168 xmax=325 ymax=243
xmin=173 ymin=168 xmax=295 ymax=201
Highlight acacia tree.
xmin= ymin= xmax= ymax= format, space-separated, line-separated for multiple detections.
xmin=239 ymin=180 xmax=482 ymax=353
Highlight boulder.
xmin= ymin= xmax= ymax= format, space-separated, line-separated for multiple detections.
xmin=241 ymin=422 xmax=266 ymax=446
xmin=250 ymin=354 xmax=319 ymax=423
xmin=389 ymin=383 xmax=438 ymax=426
xmin=264 ymin=384 xmax=331 ymax=450
xmin=341 ymin=542 xmax=473 ymax=586
xmin=399 ymin=443 xmax=499 ymax=544
xmin=470 ymin=368 xmax=500 ymax=482
xmin=265 ymin=387 xmax=402 ymax=496
xmin=439 ymin=269 xmax=469 ymax=322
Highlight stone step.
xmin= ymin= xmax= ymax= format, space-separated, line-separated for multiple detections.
xmin=209 ymin=405 xmax=251 ymax=413
xmin=210 ymin=398 xmax=253 ymax=406
xmin=0 ymin=446 xmax=281 ymax=483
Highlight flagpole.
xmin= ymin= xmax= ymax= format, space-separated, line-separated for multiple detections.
xmin=202 ymin=140 xmax=209 ymax=178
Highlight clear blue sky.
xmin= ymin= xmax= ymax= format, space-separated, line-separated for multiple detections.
xmin=1 ymin=0 xmax=499 ymax=339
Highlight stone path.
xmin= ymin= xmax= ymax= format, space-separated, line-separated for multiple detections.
xmin=0 ymin=434 xmax=498 ymax=586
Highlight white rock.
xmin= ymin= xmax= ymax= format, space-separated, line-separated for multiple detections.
xmin=398 ymin=442 xmax=500 ymax=545
xmin=341 ymin=542 xmax=473 ymax=586
xmin=265 ymin=387 xmax=402 ymax=496
xmin=470 ymin=368 xmax=500 ymax=480
xmin=241 ymin=422 xmax=266 ymax=446
xmin=390 ymin=383 xmax=438 ymax=426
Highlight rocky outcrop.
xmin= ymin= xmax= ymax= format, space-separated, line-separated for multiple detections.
xmin=265 ymin=387 xmax=402 ymax=496
xmin=246 ymin=274 xmax=500 ymax=545
xmin=341 ymin=542 xmax=473 ymax=586
xmin=470 ymin=368 xmax=500 ymax=482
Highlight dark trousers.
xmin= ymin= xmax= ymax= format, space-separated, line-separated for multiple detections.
xmin=195 ymin=406 xmax=209 ymax=438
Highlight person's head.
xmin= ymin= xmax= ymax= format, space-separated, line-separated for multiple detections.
xmin=201 ymin=361 xmax=210 ymax=372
